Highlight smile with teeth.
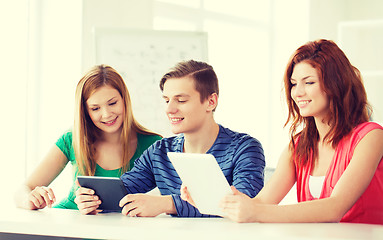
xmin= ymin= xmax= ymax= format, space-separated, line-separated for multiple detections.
xmin=170 ymin=117 xmax=184 ymax=123
xmin=297 ymin=100 xmax=310 ymax=107
xmin=103 ymin=117 xmax=117 ymax=125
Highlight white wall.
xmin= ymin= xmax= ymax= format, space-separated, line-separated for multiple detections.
xmin=309 ymin=0 xmax=383 ymax=40
xmin=0 ymin=1 xmax=28 ymax=207
xmin=309 ymin=0 xmax=383 ymax=125
xmin=82 ymin=0 xmax=154 ymax=71
xmin=268 ymin=0 xmax=310 ymax=167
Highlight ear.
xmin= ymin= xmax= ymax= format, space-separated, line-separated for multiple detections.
xmin=206 ymin=93 xmax=218 ymax=112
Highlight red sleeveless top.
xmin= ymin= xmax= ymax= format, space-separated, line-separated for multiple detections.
xmin=295 ymin=122 xmax=383 ymax=224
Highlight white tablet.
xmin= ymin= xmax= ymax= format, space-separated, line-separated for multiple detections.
xmin=167 ymin=152 xmax=232 ymax=216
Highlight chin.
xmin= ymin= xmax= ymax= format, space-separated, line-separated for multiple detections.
xmin=170 ymin=126 xmax=183 ymax=135
xmin=171 ymin=129 xmax=182 ymax=135
xmin=298 ymin=110 xmax=310 ymax=118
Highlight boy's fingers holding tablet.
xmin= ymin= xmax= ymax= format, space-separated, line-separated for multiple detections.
xmin=180 ymin=184 xmax=196 ymax=207
xmin=230 ymin=186 xmax=244 ymax=196
xmin=180 ymin=184 xmax=188 ymax=200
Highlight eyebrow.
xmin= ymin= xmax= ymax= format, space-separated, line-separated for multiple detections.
xmin=290 ymin=75 xmax=315 ymax=81
xmin=162 ymin=94 xmax=191 ymax=98
xmin=87 ymin=97 xmax=118 ymax=107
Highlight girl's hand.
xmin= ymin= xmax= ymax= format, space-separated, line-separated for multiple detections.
xmin=180 ymin=184 xmax=196 ymax=207
xmin=74 ymin=186 xmax=102 ymax=215
xmin=220 ymin=186 xmax=258 ymax=223
xmin=28 ymin=186 xmax=56 ymax=209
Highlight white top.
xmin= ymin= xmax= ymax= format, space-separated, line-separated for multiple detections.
xmin=309 ymin=175 xmax=325 ymax=198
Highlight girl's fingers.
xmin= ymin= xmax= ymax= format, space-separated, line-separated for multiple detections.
xmin=77 ymin=187 xmax=95 ymax=195
xmin=76 ymin=194 xmax=99 ymax=203
xmin=39 ymin=187 xmax=54 ymax=207
xmin=30 ymin=189 xmax=45 ymax=207
xmin=45 ymin=187 xmax=56 ymax=202
xmin=78 ymin=200 xmax=101 ymax=215
xmin=29 ymin=194 xmax=42 ymax=208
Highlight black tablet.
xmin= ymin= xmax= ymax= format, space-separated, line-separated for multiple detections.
xmin=77 ymin=176 xmax=128 ymax=212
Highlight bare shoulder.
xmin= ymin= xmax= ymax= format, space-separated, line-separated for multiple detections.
xmin=356 ymin=128 xmax=383 ymax=153
xmin=351 ymin=128 xmax=383 ymax=168
xmin=364 ymin=127 xmax=383 ymax=138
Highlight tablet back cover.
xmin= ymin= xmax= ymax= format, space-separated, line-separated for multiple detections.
xmin=77 ymin=176 xmax=128 ymax=212
xmin=168 ymin=152 xmax=232 ymax=216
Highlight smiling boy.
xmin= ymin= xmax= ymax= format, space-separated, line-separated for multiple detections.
xmin=118 ymin=60 xmax=265 ymax=217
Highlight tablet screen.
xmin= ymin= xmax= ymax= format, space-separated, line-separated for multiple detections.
xmin=77 ymin=176 xmax=128 ymax=212
xmin=167 ymin=152 xmax=232 ymax=216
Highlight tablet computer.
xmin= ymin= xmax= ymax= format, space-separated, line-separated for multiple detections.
xmin=167 ymin=152 xmax=232 ymax=216
xmin=77 ymin=176 xmax=128 ymax=212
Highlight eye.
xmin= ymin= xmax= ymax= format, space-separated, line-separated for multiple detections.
xmin=90 ymin=107 xmax=99 ymax=112
xmin=306 ymin=81 xmax=315 ymax=85
xmin=177 ymin=100 xmax=186 ymax=103
xmin=109 ymin=101 xmax=117 ymax=106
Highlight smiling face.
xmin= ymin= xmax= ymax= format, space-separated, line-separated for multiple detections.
xmin=162 ymin=76 xmax=216 ymax=135
xmin=86 ymin=85 xmax=125 ymax=136
xmin=290 ymin=62 xmax=329 ymax=120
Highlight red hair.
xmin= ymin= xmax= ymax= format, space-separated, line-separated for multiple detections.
xmin=283 ymin=39 xmax=371 ymax=168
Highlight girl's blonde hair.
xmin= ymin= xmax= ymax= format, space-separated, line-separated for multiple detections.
xmin=73 ymin=64 xmax=159 ymax=176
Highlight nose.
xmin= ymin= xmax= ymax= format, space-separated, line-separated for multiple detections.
xmin=165 ymin=100 xmax=177 ymax=115
xmin=101 ymin=106 xmax=112 ymax=119
xmin=291 ymin=82 xmax=305 ymax=98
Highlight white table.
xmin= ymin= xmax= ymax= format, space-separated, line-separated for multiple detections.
xmin=1 ymin=208 xmax=383 ymax=240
